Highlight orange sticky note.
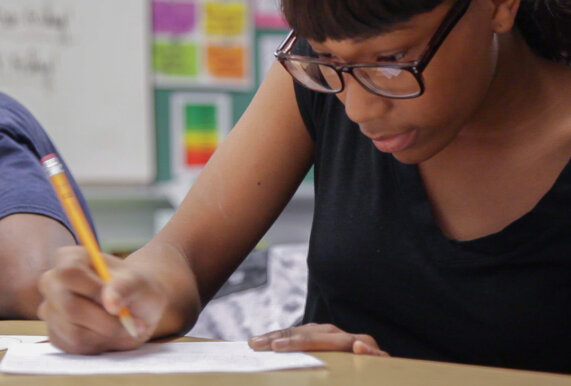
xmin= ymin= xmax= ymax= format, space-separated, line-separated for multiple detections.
xmin=206 ymin=45 xmax=246 ymax=78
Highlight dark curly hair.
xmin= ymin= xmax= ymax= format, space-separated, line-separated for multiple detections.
xmin=280 ymin=0 xmax=571 ymax=64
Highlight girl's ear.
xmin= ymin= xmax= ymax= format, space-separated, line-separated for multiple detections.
xmin=490 ymin=0 xmax=521 ymax=33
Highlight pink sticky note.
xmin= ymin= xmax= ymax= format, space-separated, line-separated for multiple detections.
xmin=153 ymin=1 xmax=196 ymax=35
xmin=255 ymin=14 xmax=288 ymax=29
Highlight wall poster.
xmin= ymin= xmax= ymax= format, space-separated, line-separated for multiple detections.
xmin=153 ymin=0 xmax=253 ymax=89
xmin=169 ymin=92 xmax=232 ymax=178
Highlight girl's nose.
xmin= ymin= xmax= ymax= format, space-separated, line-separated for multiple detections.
xmin=340 ymin=74 xmax=392 ymax=124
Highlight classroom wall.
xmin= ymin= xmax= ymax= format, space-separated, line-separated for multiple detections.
xmin=0 ymin=0 xmax=154 ymax=184
xmin=98 ymin=1 xmax=313 ymax=253
xmin=0 ymin=0 xmax=314 ymax=253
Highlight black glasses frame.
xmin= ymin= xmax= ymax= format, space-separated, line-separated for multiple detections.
xmin=274 ymin=0 xmax=472 ymax=99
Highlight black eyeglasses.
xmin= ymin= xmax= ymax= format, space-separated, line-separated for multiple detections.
xmin=274 ymin=0 xmax=472 ymax=99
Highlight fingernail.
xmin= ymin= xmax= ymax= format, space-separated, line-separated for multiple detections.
xmin=250 ymin=336 xmax=269 ymax=348
xmin=135 ymin=319 xmax=146 ymax=337
xmin=354 ymin=340 xmax=388 ymax=357
xmin=354 ymin=340 xmax=372 ymax=354
xmin=272 ymin=338 xmax=290 ymax=349
xmin=103 ymin=288 xmax=122 ymax=314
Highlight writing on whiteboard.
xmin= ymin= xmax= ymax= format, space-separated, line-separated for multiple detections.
xmin=0 ymin=2 xmax=73 ymax=92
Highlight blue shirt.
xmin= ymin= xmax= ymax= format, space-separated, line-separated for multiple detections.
xmin=0 ymin=92 xmax=94 ymax=240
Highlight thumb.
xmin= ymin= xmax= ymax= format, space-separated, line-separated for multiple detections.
xmin=101 ymin=269 xmax=167 ymax=339
xmin=99 ymin=260 xmax=150 ymax=315
xmin=101 ymin=280 xmax=148 ymax=339
xmin=101 ymin=285 xmax=124 ymax=315
xmin=101 ymin=271 xmax=141 ymax=315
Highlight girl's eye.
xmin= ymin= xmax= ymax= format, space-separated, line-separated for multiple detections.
xmin=377 ymin=51 xmax=407 ymax=62
xmin=316 ymin=53 xmax=334 ymax=60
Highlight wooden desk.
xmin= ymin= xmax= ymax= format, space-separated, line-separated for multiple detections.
xmin=1 ymin=321 xmax=569 ymax=386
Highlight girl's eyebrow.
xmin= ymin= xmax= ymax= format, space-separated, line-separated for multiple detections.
xmin=311 ymin=50 xmax=333 ymax=57
xmin=309 ymin=44 xmax=409 ymax=62
xmin=308 ymin=36 xmax=415 ymax=55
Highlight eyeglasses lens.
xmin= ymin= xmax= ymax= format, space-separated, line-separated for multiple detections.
xmin=283 ymin=60 xmax=342 ymax=93
xmin=353 ymin=67 xmax=421 ymax=97
xmin=284 ymin=59 xmax=421 ymax=98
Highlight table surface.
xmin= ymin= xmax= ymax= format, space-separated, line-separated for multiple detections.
xmin=0 ymin=321 xmax=569 ymax=386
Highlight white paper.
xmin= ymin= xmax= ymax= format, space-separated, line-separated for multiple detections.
xmin=0 ymin=341 xmax=324 ymax=374
xmin=0 ymin=336 xmax=47 ymax=350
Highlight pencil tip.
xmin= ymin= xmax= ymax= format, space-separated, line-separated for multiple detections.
xmin=120 ymin=316 xmax=139 ymax=339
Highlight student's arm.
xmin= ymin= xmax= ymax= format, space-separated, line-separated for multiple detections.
xmin=38 ymin=61 xmax=315 ymax=354
xmin=0 ymin=213 xmax=75 ymax=319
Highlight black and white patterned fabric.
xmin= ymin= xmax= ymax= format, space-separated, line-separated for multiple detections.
xmin=188 ymin=244 xmax=309 ymax=341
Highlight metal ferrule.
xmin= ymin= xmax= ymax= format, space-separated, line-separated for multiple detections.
xmin=42 ymin=155 xmax=64 ymax=177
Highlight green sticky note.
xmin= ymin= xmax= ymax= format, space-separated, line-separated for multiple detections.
xmin=153 ymin=42 xmax=198 ymax=76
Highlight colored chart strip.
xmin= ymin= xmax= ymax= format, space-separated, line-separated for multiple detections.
xmin=186 ymin=131 xmax=218 ymax=148
xmin=186 ymin=147 xmax=215 ymax=165
xmin=185 ymin=104 xmax=218 ymax=166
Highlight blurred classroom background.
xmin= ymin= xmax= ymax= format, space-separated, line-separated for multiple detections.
xmin=0 ymin=0 xmax=312 ymax=339
xmin=0 ymin=0 xmax=313 ymax=254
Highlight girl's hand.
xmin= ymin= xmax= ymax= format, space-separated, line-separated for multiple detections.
xmin=38 ymin=246 xmax=167 ymax=354
xmin=248 ymin=323 xmax=389 ymax=356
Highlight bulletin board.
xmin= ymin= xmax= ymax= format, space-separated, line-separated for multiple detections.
xmin=153 ymin=0 xmax=254 ymax=90
xmin=153 ymin=0 xmax=293 ymax=182
xmin=0 ymin=0 xmax=154 ymax=184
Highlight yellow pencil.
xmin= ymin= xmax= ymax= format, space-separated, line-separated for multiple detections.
xmin=41 ymin=153 xmax=138 ymax=338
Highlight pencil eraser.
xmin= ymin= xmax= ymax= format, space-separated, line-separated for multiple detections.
xmin=40 ymin=153 xmax=57 ymax=163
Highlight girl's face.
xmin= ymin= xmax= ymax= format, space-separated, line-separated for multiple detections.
xmin=308 ymin=1 xmax=498 ymax=164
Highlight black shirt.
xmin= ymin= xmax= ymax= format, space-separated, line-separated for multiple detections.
xmin=292 ymin=40 xmax=571 ymax=373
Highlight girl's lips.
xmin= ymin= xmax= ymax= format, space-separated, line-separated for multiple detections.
xmin=370 ymin=129 xmax=418 ymax=153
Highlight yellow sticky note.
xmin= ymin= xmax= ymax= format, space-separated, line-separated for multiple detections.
xmin=205 ymin=2 xmax=247 ymax=36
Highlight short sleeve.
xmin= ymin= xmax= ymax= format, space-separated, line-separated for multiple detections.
xmin=0 ymin=132 xmax=69 ymax=229
xmin=0 ymin=92 xmax=95 ymax=241
xmin=289 ymin=38 xmax=342 ymax=143
xmin=290 ymin=38 xmax=320 ymax=141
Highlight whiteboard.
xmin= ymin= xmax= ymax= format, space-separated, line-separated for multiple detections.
xmin=0 ymin=0 xmax=154 ymax=184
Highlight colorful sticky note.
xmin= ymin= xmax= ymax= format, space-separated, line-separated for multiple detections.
xmin=153 ymin=42 xmax=199 ymax=76
xmin=153 ymin=1 xmax=197 ymax=35
xmin=206 ymin=45 xmax=246 ymax=78
xmin=185 ymin=104 xmax=218 ymax=166
xmin=204 ymin=2 xmax=247 ymax=36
